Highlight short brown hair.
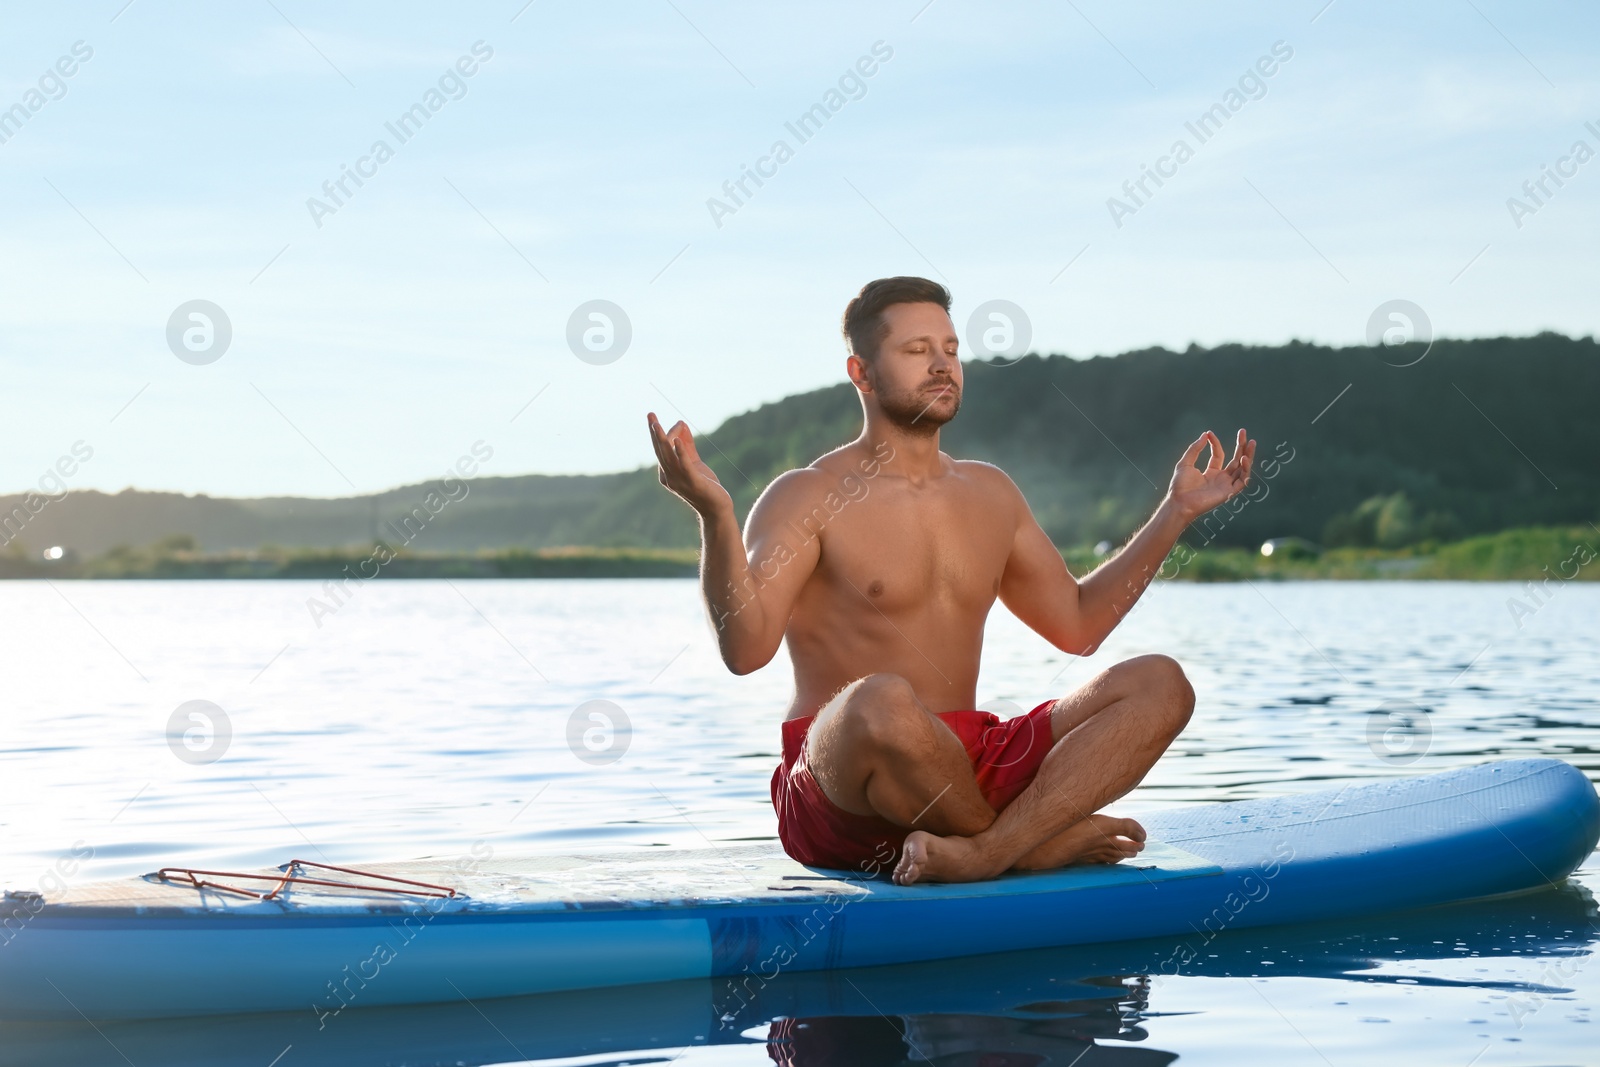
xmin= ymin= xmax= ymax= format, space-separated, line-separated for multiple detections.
xmin=841 ymin=276 xmax=951 ymax=363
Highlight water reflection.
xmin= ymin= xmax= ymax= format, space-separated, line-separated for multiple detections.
xmin=4 ymin=880 xmax=1592 ymax=1067
xmin=763 ymin=985 xmax=1173 ymax=1065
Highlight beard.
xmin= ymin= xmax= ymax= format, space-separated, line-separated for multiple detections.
xmin=876 ymin=378 xmax=961 ymax=437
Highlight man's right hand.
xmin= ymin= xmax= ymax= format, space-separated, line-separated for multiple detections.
xmin=647 ymin=411 xmax=733 ymax=518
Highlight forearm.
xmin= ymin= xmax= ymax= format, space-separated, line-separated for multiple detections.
xmin=697 ymin=503 xmax=768 ymax=672
xmin=1072 ymin=497 xmax=1191 ymax=652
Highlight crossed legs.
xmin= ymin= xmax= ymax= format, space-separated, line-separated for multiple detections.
xmin=802 ymin=655 xmax=1195 ymax=885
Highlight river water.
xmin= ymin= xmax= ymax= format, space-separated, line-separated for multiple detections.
xmin=1 ymin=578 xmax=1595 ymax=1065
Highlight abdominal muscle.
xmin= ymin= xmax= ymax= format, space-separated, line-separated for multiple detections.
xmin=778 ymin=581 xmax=991 ymax=721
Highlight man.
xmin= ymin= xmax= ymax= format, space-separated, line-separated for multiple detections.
xmin=646 ymin=276 xmax=1254 ymax=885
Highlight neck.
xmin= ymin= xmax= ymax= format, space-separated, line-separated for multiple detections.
xmin=859 ymin=411 xmax=943 ymax=484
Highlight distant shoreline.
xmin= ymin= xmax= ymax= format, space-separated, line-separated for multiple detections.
xmin=2 ymin=525 xmax=1595 ymax=582
xmin=0 ymin=545 xmax=700 ymax=581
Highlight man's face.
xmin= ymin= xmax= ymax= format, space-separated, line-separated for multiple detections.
xmin=854 ymin=301 xmax=963 ymax=435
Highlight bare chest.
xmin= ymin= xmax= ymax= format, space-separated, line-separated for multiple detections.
xmin=804 ymin=479 xmax=1012 ymax=615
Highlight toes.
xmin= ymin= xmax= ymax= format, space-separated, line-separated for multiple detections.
xmin=893 ymin=836 xmax=926 ymax=885
xmin=1105 ymin=834 xmax=1141 ymax=861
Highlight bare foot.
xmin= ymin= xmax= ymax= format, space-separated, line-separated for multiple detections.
xmin=1011 ymin=814 xmax=1146 ymax=871
xmin=892 ymin=831 xmax=1003 ymax=885
xmin=892 ymin=815 xmax=1146 ymax=885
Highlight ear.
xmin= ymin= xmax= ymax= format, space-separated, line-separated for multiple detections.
xmin=847 ymin=354 xmax=873 ymax=394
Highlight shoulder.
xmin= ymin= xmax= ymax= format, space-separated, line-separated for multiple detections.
xmin=753 ymin=447 xmax=895 ymax=518
xmin=754 ymin=467 xmax=829 ymax=507
xmin=802 ymin=443 xmax=896 ymax=491
xmin=953 ymin=458 xmax=1023 ymax=499
xmin=953 ymin=459 xmax=1025 ymax=526
xmin=751 ymin=465 xmax=854 ymax=520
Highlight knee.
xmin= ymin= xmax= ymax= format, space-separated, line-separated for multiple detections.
xmin=1126 ymin=654 xmax=1195 ymax=732
xmin=837 ymin=673 xmax=921 ymax=745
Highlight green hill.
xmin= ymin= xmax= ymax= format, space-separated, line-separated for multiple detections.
xmin=3 ymin=333 xmax=1594 ymax=560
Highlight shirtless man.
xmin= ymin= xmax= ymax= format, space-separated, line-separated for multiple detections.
xmin=646 ymin=276 xmax=1255 ymax=886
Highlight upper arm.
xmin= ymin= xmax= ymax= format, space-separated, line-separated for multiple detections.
xmin=733 ymin=468 xmax=826 ymax=671
xmin=988 ymin=467 xmax=1086 ymax=654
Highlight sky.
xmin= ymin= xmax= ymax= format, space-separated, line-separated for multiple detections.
xmin=1 ymin=0 xmax=1596 ymax=498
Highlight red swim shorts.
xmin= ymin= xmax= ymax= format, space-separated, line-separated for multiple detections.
xmin=769 ymin=699 xmax=1057 ymax=873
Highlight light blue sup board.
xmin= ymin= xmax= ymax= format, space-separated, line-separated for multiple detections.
xmin=2 ymin=757 xmax=1595 ymax=1020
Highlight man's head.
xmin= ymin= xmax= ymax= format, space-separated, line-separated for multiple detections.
xmin=842 ymin=276 xmax=961 ymax=436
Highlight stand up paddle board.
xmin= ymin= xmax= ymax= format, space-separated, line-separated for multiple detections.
xmin=2 ymin=757 xmax=1595 ymax=1020
xmin=3 ymin=873 xmax=1595 ymax=1066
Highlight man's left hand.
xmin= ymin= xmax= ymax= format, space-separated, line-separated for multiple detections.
xmin=1167 ymin=428 xmax=1256 ymax=521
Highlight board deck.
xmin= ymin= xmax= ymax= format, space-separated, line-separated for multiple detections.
xmin=49 ymin=839 xmax=1222 ymax=916
xmin=2 ymin=757 xmax=1595 ymax=1020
